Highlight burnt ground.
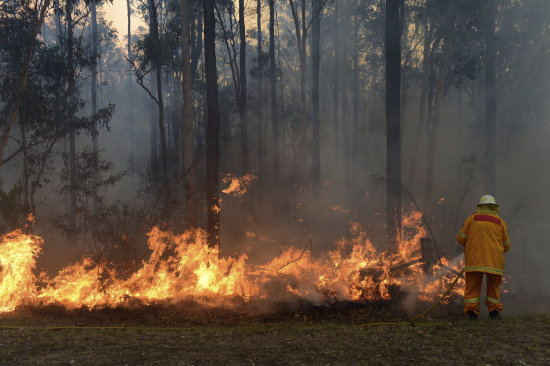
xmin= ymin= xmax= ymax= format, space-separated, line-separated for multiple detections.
xmin=0 ymin=300 xmax=549 ymax=365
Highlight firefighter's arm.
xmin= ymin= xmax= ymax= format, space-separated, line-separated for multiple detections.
xmin=457 ymin=217 xmax=470 ymax=246
xmin=502 ymin=221 xmax=511 ymax=253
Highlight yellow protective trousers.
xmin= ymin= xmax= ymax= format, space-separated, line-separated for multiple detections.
xmin=464 ymin=271 xmax=503 ymax=314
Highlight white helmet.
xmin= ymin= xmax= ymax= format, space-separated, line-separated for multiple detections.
xmin=478 ymin=194 xmax=497 ymax=205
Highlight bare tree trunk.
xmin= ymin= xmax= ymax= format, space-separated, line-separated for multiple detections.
xmin=407 ymin=18 xmax=430 ymax=184
xmin=424 ymin=40 xmax=451 ymax=226
xmin=181 ymin=0 xmax=197 ymax=228
xmin=54 ymin=0 xmax=63 ymax=36
xmin=385 ymin=0 xmax=402 ymax=253
xmin=288 ymin=0 xmax=308 ymax=186
xmin=0 ymin=0 xmax=51 ymax=172
xmin=20 ymin=120 xmax=30 ymax=215
xmin=485 ymin=0 xmax=496 ymax=195
xmin=311 ymin=0 xmax=321 ymax=192
xmin=191 ymin=1 xmax=203 ymax=83
xmin=352 ymin=5 xmax=359 ymax=186
xmin=156 ymin=64 xmax=168 ymax=182
xmin=239 ymin=0 xmax=250 ymax=173
xmin=65 ymin=0 xmax=77 ymax=238
xmin=270 ymin=0 xmax=279 ymax=180
xmin=257 ymin=0 xmax=264 ymax=170
xmin=333 ymin=0 xmax=339 ymax=155
xmin=91 ymin=0 xmax=99 ymax=207
xmin=148 ymin=0 xmax=168 ymax=185
xmin=127 ymin=0 xmax=132 ymax=62
xmin=204 ymin=0 xmax=221 ymax=248
xmin=150 ymin=96 xmax=159 ymax=179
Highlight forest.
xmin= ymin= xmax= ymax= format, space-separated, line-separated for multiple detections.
xmin=3 ymin=0 xmax=550 ymax=364
xmin=1 ymin=0 xmax=550 ymax=309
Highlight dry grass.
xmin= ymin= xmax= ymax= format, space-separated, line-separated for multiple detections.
xmin=0 ymin=305 xmax=549 ymax=365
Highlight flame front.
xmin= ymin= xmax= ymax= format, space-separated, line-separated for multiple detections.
xmin=0 ymin=231 xmax=42 ymax=312
xmin=0 ymin=212 xmax=463 ymax=313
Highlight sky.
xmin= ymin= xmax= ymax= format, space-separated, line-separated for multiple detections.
xmin=103 ymin=0 xmax=144 ymax=42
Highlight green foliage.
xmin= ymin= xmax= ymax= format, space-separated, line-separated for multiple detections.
xmin=55 ymin=148 xmax=126 ymax=234
xmin=0 ymin=181 xmax=26 ymax=232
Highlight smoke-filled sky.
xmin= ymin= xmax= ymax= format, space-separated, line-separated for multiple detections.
xmin=103 ymin=1 xmax=143 ymax=41
xmin=2 ymin=0 xmax=550 ymax=315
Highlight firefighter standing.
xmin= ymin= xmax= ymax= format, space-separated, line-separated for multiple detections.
xmin=457 ymin=194 xmax=511 ymax=320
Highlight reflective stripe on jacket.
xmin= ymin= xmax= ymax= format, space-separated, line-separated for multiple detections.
xmin=457 ymin=209 xmax=510 ymax=275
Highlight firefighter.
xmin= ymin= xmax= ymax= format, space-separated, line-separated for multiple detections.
xmin=457 ymin=194 xmax=511 ymax=320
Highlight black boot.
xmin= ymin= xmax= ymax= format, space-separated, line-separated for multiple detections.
xmin=489 ymin=310 xmax=501 ymax=320
xmin=467 ymin=311 xmax=478 ymax=321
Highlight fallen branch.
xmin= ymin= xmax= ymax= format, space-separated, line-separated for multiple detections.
xmin=279 ymin=234 xmax=312 ymax=271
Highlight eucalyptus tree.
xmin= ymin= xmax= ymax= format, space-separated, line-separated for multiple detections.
xmin=203 ymin=0 xmax=222 ymax=248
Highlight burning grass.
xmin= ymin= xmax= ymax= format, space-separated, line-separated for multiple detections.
xmin=0 ymin=210 xmax=464 ymax=314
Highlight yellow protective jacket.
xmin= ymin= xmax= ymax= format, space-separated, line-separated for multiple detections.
xmin=457 ymin=207 xmax=511 ymax=276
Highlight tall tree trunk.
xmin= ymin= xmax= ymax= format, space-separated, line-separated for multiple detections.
xmin=424 ymin=40 xmax=451 ymax=227
xmin=256 ymin=0 xmax=264 ymax=170
xmin=191 ymin=1 xmax=203 ymax=83
xmin=127 ymin=0 xmax=132 ymax=62
xmin=299 ymin=0 xmax=307 ymax=153
xmin=385 ymin=0 xmax=402 ymax=253
xmin=407 ymin=18 xmax=430 ymax=185
xmin=311 ymin=0 xmax=321 ymax=192
xmin=269 ymin=0 xmax=279 ymax=180
xmin=485 ymin=0 xmax=496 ymax=195
xmin=20 ymin=120 xmax=30 ymax=215
xmin=278 ymin=28 xmax=285 ymax=168
xmin=91 ymin=0 xmax=99 ymax=197
xmin=148 ymin=0 xmax=168 ymax=184
xmin=150 ymin=96 xmax=159 ymax=179
xmin=66 ymin=0 xmax=78 ymax=239
xmin=352 ymin=6 xmax=359 ymax=186
xmin=288 ymin=0 xmax=308 ymax=186
xmin=54 ymin=0 xmax=63 ymax=37
xmin=156 ymin=63 xmax=168 ymax=182
xmin=203 ymin=0 xmax=221 ymax=248
xmin=181 ymin=0 xmax=197 ymax=228
xmin=239 ymin=0 xmax=250 ymax=173
xmin=333 ymin=0 xmax=339 ymax=155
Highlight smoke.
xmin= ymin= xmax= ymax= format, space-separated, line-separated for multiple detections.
xmin=2 ymin=0 xmax=550 ymax=316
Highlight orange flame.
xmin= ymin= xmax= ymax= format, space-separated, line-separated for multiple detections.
xmin=0 ymin=230 xmax=42 ymax=312
xmin=222 ymin=173 xmax=257 ymax=198
xmin=0 ymin=212 xmax=464 ymax=313
xmin=331 ymin=205 xmax=350 ymax=213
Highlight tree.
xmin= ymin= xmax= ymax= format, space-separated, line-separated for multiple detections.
xmin=130 ymin=0 xmax=170 ymax=188
xmin=90 ymin=0 xmax=99 ymax=206
xmin=127 ymin=0 xmax=132 ymax=63
xmin=91 ymin=0 xmax=98 ymax=157
xmin=0 ymin=0 xmax=115 ymax=236
xmin=66 ymin=0 xmax=77 ymax=236
xmin=287 ymin=0 xmax=308 ymax=177
xmin=214 ymin=0 xmax=249 ymax=173
xmin=332 ymin=0 xmax=339 ymax=155
xmin=385 ymin=0 xmax=402 ymax=253
xmin=203 ymin=0 xmax=222 ymax=248
xmin=311 ymin=0 xmax=321 ymax=191
xmin=0 ymin=0 xmax=52 ymax=172
xmin=269 ymin=0 xmax=279 ymax=181
xmin=256 ymin=0 xmax=264 ymax=169
xmin=148 ymin=0 xmax=168 ymax=185
xmin=181 ymin=0 xmax=197 ymax=228
xmin=238 ymin=0 xmax=250 ymax=173
xmin=485 ymin=0 xmax=496 ymax=195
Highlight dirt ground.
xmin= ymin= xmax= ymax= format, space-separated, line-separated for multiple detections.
xmin=0 ymin=303 xmax=549 ymax=365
